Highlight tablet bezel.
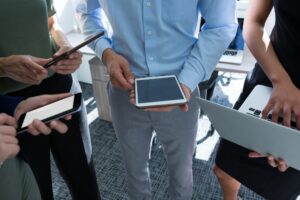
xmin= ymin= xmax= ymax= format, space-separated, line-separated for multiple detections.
xmin=135 ymin=75 xmax=187 ymax=108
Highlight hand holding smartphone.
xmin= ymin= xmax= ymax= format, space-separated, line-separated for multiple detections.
xmin=17 ymin=93 xmax=82 ymax=134
xmin=43 ymin=32 xmax=104 ymax=68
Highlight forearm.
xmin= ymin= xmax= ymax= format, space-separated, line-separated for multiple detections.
xmin=48 ymin=16 xmax=71 ymax=49
xmin=244 ymin=22 xmax=292 ymax=86
xmin=76 ymin=0 xmax=112 ymax=61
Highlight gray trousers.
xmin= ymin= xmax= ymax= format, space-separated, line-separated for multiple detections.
xmin=108 ymin=83 xmax=200 ymax=200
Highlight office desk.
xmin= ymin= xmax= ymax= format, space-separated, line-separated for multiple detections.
xmin=216 ymin=46 xmax=256 ymax=74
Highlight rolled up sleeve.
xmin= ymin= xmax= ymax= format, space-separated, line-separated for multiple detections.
xmin=178 ymin=0 xmax=238 ymax=92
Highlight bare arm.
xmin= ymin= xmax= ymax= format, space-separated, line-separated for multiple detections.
xmin=48 ymin=16 xmax=71 ymax=48
xmin=243 ymin=0 xmax=291 ymax=85
xmin=48 ymin=16 xmax=82 ymax=74
xmin=244 ymin=0 xmax=300 ymax=172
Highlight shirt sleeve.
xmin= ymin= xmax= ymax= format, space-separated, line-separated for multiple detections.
xmin=46 ymin=0 xmax=56 ymax=17
xmin=0 ymin=95 xmax=24 ymax=116
xmin=75 ymin=0 xmax=112 ymax=61
xmin=178 ymin=0 xmax=238 ymax=92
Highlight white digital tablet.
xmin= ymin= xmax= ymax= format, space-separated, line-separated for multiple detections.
xmin=135 ymin=75 xmax=187 ymax=108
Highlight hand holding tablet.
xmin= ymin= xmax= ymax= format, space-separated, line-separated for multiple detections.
xmin=133 ymin=75 xmax=190 ymax=112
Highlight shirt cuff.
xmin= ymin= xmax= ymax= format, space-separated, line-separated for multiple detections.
xmin=92 ymin=38 xmax=112 ymax=61
xmin=178 ymin=67 xmax=205 ymax=93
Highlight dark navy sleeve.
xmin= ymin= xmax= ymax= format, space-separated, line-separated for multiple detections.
xmin=0 ymin=95 xmax=24 ymax=116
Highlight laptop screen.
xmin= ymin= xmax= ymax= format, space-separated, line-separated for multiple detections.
xmin=227 ymin=19 xmax=244 ymax=50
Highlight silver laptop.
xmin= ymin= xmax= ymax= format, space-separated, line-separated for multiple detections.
xmin=239 ymin=85 xmax=296 ymax=124
xmin=239 ymin=85 xmax=272 ymax=116
xmin=197 ymin=97 xmax=300 ymax=170
xmin=220 ymin=19 xmax=245 ymax=65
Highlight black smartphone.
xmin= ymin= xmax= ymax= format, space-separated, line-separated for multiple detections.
xmin=43 ymin=32 xmax=104 ymax=68
xmin=17 ymin=93 xmax=82 ymax=134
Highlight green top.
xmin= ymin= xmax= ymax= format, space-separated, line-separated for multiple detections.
xmin=0 ymin=0 xmax=56 ymax=94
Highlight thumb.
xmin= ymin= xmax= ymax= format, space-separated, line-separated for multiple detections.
xmin=248 ymin=151 xmax=266 ymax=158
xmin=31 ymin=57 xmax=52 ymax=66
xmin=179 ymin=104 xmax=189 ymax=112
xmin=121 ymin=64 xmax=134 ymax=85
xmin=54 ymin=46 xmax=69 ymax=57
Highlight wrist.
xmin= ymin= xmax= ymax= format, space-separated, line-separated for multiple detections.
xmin=102 ymin=48 xmax=114 ymax=66
xmin=271 ymin=73 xmax=293 ymax=88
xmin=0 ymin=57 xmax=8 ymax=77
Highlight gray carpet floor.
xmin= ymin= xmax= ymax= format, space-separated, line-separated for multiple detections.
xmin=52 ymin=74 xmax=265 ymax=200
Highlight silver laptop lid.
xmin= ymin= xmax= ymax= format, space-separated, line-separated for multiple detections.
xmin=197 ymin=97 xmax=300 ymax=170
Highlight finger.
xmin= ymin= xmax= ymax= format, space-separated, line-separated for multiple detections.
xmin=0 ymin=143 xmax=20 ymax=160
xmin=262 ymin=102 xmax=273 ymax=119
xmin=111 ymin=73 xmax=132 ymax=90
xmin=179 ymin=104 xmax=189 ymax=112
xmin=5 ymin=144 xmax=20 ymax=158
xmin=144 ymin=106 xmax=176 ymax=112
xmin=72 ymin=51 xmax=83 ymax=59
xmin=54 ymin=47 xmax=70 ymax=57
xmin=63 ymin=115 xmax=72 ymax=121
xmin=50 ymin=120 xmax=68 ymax=134
xmin=271 ymin=103 xmax=281 ymax=123
xmin=248 ymin=151 xmax=266 ymax=158
xmin=27 ymin=124 xmax=41 ymax=136
xmin=277 ymin=159 xmax=288 ymax=172
xmin=27 ymin=57 xmax=50 ymax=73
xmin=295 ymin=113 xmax=300 ymax=130
xmin=0 ymin=125 xmax=17 ymax=137
xmin=0 ymin=114 xmax=17 ymax=127
xmin=0 ymin=134 xmax=18 ymax=145
xmin=121 ymin=64 xmax=134 ymax=85
xmin=31 ymin=120 xmax=51 ymax=135
xmin=267 ymin=155 xmax=278 ymax=168
xmin=31 ymin=57 xmax=52 ymax=66
xmin=55 ymin=59 xmax=81 ymax=67
xmin=110 ymin=79 xmax=122 ymax=89
xmin=283 ymin=104 xmax=292 ymax=127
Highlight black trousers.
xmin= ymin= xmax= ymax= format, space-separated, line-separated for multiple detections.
xmin=9 ymin=74 xmax=100 ymax=200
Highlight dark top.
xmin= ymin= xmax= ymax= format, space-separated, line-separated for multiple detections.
xmin=0 ymin=95 xmax=23 ymax=116
xmin=215 ymin=1 xmax=300 ymax=199
xmin=0 ymin=0 xmax=56 ymax=94
xmin=254 ymin=0 xmax=300 ymax=87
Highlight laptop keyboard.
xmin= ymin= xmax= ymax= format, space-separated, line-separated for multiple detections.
xmin=246 ymin=107 xmax=297 ymax=129
xmin=223 ymin=50 xmax=238 ymax=56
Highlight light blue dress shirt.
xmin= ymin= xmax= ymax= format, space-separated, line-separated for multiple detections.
xmin=76 ymin=0 xmax=237 ymax=91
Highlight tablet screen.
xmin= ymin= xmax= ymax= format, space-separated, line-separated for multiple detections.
xmin=21 ymin=95 xmax=75 ymax=128
xmin=136 ymin=76 xmax=185 ymax=104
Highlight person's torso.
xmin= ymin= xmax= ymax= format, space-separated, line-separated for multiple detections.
xmin=99 ymin=0 xmax=200 ymax=77
xmin=0 ymin=0 xmax=55 ymax=94
xmin=270 ymin=0 xmax=300 ymax=86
